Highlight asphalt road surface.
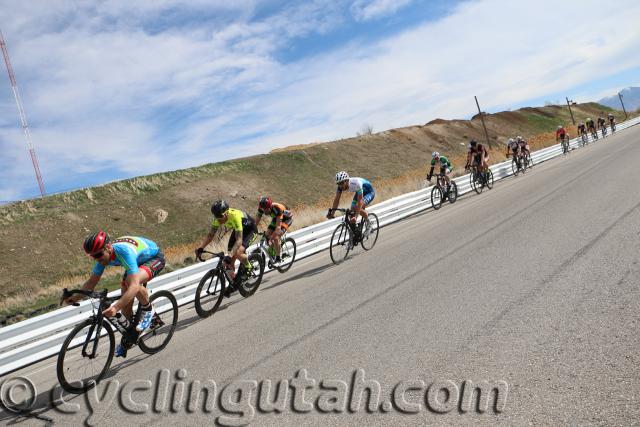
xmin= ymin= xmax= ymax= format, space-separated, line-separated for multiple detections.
xmin=2 ymin=125 xmax=640 ymax=426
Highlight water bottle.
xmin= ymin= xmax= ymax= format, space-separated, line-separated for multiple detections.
xmin=115 ymin=312 xmax=130 ymax=330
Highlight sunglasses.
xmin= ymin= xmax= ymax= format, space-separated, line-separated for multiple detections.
xmin=90 ymin=250 xmax=104 ymax=259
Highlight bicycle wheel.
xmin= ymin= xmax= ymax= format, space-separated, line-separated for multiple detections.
xmin=511 ymin=158 xmax=519 ymax=176
xmin=485 ymin=169 xmax=494 ymax=189
xmin=431 ymin=185 xmax=443 ymax=210
xmin=138 ymin=290 xmax=178 ymax=354
xmin=236 ymin=252 xmax=265 ymax=297
xmin=361 ymin=213 xmax=379 ymax=251
xmin=277 ymin=237 xmax=297 ymax=273
xmin=448 ymin=181 xmax=458 ymax=204
xmin=57 ymin=318 xmax=115 ymax=394
xmin=525 ymin=153 xmax=532 ymax=168
xmin=195 ymin=269 xmax=225 ymax=318
xmin=330 ymin=223 xmax=352 ymax=264
xmin=471 ymin=171 xmax=482 ymax=194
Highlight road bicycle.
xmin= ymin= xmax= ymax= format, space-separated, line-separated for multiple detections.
xmin=509 ymin=151 xmax=527 ymax=176
xmin=429 ymin=172 xmax=458 ymax=210
xmin=328 ymin=208 xmax=379 ymax=264
xmin=194 ymin=250 xmax=265 ymax=318
xmin=589 ymin=127 xmax=598 ymax=141
xmin=579 ymin=131 xmax=588 ymax=147
xmin=610 ymin=122 xmax=616 ymax=133
xmin=57 ymin=288 xmax=178 ymax=393
xmin=601 ymin=124 xmax=608 ymax=137
xmin=467 ymin=164 xmax=494 ymax=194
xmin=250 ymin=231 xmax=296 ymax=273
xmin=559 ymin=135 xmax=570 ymax=155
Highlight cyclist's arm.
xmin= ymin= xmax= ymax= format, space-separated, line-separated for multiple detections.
xmin=331 ymin=192 xmax=341 ymax=210
xmin=199 ymin=226 xmax=219 ymax=249
xmin=427 ymin=165 xmax=434 ymax=180
xmin=65 ymin=273 xmax=100 ymax=304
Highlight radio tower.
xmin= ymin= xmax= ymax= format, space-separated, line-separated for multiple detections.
xmin=0 ymin=29 xmax=46 ymax=197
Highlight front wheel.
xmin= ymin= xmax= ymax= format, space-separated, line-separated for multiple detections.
xmin=431 ymin=185 xmax=443 ymax=210
xmin=195 ymin=269 xmax=225 ymax=318
xmin=138 ymin=290 xmax=178 ymax=354
xmin=330 ymin=223 xmax=352 ymax=264
xmin=277 ymin=238 xmax=297 ymax=273
xmin=236 ymin=253 xmax=265 ymax=297
xmin=471 ymin=170 xmax=483 ymax=194
xmin=57 ymin=318 xmax=115 ymax=394
xmin=511 ymin=158 xmax=520 ymax=176
xmin=361 ymin=213 xmax=379 ymax=251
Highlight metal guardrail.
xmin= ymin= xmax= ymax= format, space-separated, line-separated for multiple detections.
xmin=1 ymin=116 xmax=638 ymax=376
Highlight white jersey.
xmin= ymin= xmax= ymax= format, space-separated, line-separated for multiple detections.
xmin=337 ymin=177 xmax=374 ymax=195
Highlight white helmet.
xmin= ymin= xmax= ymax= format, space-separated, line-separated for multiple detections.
xmin=508 ymin=138 xmax=515 ymax=144
xmin=557 ymin=125 xmax=562 ymax=129
xmin=335 ymin=171 xmax=349 ymax=184
xmin=432 ymin=151 xmax=439 ymax=158
xmin=517 ymin=136 xmax=523 ymax=141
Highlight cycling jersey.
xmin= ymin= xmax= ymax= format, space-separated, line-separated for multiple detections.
xmin=430 ymin=156 xmax=452 ymax=169
xmin=556 ymin=128 xmax=566 ymax=137
xmin=586 ymin=120 xmax=595 ymax=128
xmin=92 ymin=236 xmax=160 ymax=276
xmin=212 ymin=208 xmax=253 ymax=232
xmin=577 ymin=124 xmax=586 ymax=133
xmin=598 ymin=118 xmax=606 ymax=126
xmin=337 ymin=178 xmax=374 ymax=196
xmin=258 ymin=203 xmax=292 ymax=222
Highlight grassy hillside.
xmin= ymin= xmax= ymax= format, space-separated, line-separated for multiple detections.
xmin=0 ymin=102 xmax=632 ymax=322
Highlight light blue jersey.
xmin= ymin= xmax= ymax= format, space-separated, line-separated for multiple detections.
xmin=92 ymin=236 xmax=159 ymax=276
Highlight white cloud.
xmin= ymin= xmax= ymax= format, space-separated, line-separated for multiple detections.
xmin=350 ymin=0 xmax=415 ymax=22
xmin=1 ymin=0 xmax=640 ymax=201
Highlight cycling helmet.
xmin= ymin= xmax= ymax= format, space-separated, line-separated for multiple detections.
xmin=508 ymin=138 xmax=515 ymax=144
xmin=608 ymin=113 xmax=613 ymax=117
xmin=211 ymin=200 xmax=229 ymax=218
xmin=557 ymin=125 xmax=562 ymax=129
xmin=259 ymin=196 xmax=272 ymax=210
xmin=469 ymin=139 xmax=477 ymax=147
xmin=432 ymin=151 xmax=439 ymax=158
xmin=335 ymin=171 xmax=349 ymax=184
xmin=517 ymin=136 xmax=523 ymax=141
xmin=83 ymin=230 xmax=110 ymax=254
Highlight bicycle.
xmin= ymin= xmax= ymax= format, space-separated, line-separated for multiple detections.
xmin=467 ymin=164 xmax=494 ymax=194
xmin=429 ymin=172 xmax=458 ymax=210
xmin=194 ymin=250 xmax=265 ymax=318
xmin=250 ymin=231 xmax=297 ymax=273
xmin=601 ymin=125 xmax=608 ymax=137
xmin=579 ymin=131 xmax=588 ymax=147
xmin=57 ymin=288 xmax=178 ymax=393
xmin=610 ymin=122 xmax=616 ymax=133
xmin=559 ymin=135 xmax=570 ymax=155
xmin=509 ymin=151 xmax=527 ymax=176
xmin=589 ymin=127 xmax=598 ymax=141
xmin=328 ymin=208 xmax=379 ymax=265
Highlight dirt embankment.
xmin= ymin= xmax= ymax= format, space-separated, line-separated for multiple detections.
xmin=0 ymin=102 xmax=631 ymax=319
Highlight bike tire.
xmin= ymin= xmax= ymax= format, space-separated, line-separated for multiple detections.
xmin=448 ymin=182 xmax=458 ymax=204
xmin=511 ymin=158 xmax=519 ymax=176
xmin=277 ymin=238 xmax=297 ymax=273
xmin=138 ymin=290 xmax=178 ymax=354
xmin=431 ymin=186 xmax=443 ymax=210
xmin=471 ymin=171 xmax=482 ymax=194
xmin=361 ymin=213 xmax=379 ymax=251
xmin=485 ymin=169 xmax=494 ymax=189
xmin=236 ymin=252 xmax=265 ymax=297
xmin=330 ymin=223 xmax=352 ymax=264
xmin=57 ymin=318 xmax=115 ymax=394
xmin=194 ymin=269 xmax=225 ymax=318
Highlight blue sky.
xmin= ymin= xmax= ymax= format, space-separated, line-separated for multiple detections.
xmin=1 ymin=0 xmax=639 ymax=201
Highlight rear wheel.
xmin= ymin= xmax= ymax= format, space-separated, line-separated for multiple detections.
xmin=431 ymin=185 xmax=443 ymax=210
xmin=138 ymin=290 xmax=178 ymax=354
xmin=330 ymin=223 xmax=352 ymax=264
xmin=277 ymin=237 xmax=297 ymax=273
xmin=57 ymin=318 xmax=115 ymax=394
xmin=448 ymin=181 xmax=458 ymax=204
xmin=361 ymin=213 xmax=379 ymax=251
xmin=236 ymin=253 xmax=265 ymax=297
xmin=195 ymin=269 xmax=225 ymax=318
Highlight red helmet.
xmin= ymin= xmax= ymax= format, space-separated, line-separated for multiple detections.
xmin=259 ymin=196 xmax=272 ymax=210
xmin=83 ymin=230 xmax=110 ymax=254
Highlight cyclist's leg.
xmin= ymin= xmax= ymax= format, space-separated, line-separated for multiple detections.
xmin=360 ymin=190 xmax=375 ymax=222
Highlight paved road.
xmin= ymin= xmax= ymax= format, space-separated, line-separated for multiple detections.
xmin=3 ymin=125 xmax=640 ymax=426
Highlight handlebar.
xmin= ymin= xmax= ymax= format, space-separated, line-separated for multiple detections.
xmin=59 ymin=288 xmax=109 ymax=306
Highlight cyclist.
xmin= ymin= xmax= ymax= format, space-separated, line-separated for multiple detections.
xmin=466 ymin=139 xmax=489 ymax=175
xmin=555 ymin=126 xmax=568 ymax=142
xmin=65 ymin=231 xmax=166 ymax=357
xmin=255 ymin=196 xmax=293 ymax=266
xmin=577 ymin=121 xmax=587 ymax=138
xmin=608 ymin=113 xmax=616 ymax=130
xmin=597 ymin=116 xmax=607 ymax=133
xmin=516 ymin=136 xmax=530 ymax=159
xmin=195 ymin=200 xmax=257 ymax=292
xmin=506 ymin=137 xmax=521 ymax=159
xmin=586 ymin=117 xmax=596 ymax=134
xmin=427 ymin=151 xmax=453 ymax=192
xmin=327 ymin=171 xmax=375 ymax=231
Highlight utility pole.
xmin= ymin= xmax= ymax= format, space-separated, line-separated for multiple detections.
xmin=566 ymin=97 xmax=575 ymax=125
xmin=618 ymin=92 xmax=628 ymax=120
xmin=474 ymin=96 xmax=492 ymax=149
xmin=0 ymin=29 xmax=46 ymax=197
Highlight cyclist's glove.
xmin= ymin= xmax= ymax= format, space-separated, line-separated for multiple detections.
xmin=195 ymin=247 xmax=204 ymax=262
xmin=326 ymin=208 xmax=335 ymax=219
